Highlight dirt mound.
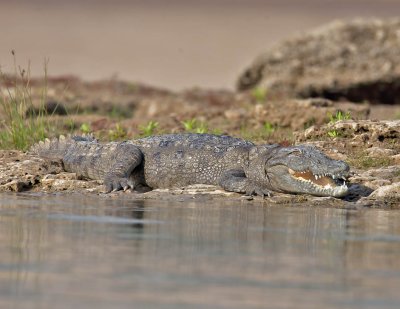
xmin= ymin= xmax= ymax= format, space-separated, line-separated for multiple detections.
xmin=296 ymin=119 xmax=400 ymax=146
xmin=246 ymin=98 xmax=369 ymax=131
xmin=237 ymin=19 xmax=400 ymax=104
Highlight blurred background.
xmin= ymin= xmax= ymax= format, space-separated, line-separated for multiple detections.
xmin=1 ymin=0 xmax=400 ymax=90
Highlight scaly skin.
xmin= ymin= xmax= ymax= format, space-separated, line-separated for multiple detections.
xmin=30 ymin=133 xmax=350 ymax=197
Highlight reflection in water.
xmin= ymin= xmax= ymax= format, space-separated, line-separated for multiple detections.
xmin=128 ymin=200 xmax=146 ymax=230
xmin=0 ymin=193 xmax=400 ymax=308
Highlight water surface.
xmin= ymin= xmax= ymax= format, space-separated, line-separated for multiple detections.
xmin=1 ymin=193 xmax=400 ymax=308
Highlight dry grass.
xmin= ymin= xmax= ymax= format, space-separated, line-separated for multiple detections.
xmin=0 ymin=52 xmax=52 ymax=150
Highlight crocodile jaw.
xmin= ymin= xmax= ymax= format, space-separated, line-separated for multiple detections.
xmin=288 ymin=168 xmax=348 ymax=197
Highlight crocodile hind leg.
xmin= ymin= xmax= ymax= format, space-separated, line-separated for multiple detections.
xmin=219 ymin=169 xmax=272 ymax=197
xmin=103 ymin=142 xmax=144 ymax=192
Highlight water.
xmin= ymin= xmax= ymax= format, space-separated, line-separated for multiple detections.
xmin=1 ymin=193 xmax=400 ymax=309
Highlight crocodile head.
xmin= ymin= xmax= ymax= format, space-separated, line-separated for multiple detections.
xmin=248 ymin=145 xmax=350 ymax=197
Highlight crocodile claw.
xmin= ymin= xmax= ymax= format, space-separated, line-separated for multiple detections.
xmin=245 ymin=185 xmax=272 ymax=198
xmin=105 ymin=177 xmax=135 ymax=193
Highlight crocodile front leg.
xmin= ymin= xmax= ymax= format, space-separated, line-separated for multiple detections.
xmin=104 ymin=142 xmax=144 ymax=192
xmin=218 ymin=169 xmax=272 ymax=197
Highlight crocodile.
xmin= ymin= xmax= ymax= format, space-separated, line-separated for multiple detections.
xmin=30 ymin=133 xmax=350 ymax=197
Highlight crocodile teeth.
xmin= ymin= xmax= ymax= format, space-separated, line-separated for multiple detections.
xmin=288 ymin=168 xmax=349 ymax=197
xmin=288 ymin=169 xmax=341 ymax=188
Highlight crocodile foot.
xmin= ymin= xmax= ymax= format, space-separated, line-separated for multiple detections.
xmin=245 ymin=185 xmax=272 ymax=198
xmin=104 ymin=176 xmax=135 ymax=192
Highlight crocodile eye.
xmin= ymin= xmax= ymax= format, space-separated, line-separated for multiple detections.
xmin=291 ymin=150 xmax=302 ymax=156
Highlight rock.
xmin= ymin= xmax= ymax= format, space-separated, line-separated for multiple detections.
xmin=237 ymin=19 xmax=400 ymax=104
xmin=0 ymin=151 xmax=64 ymax=192
xmin=1 ymin=179 xmax=32 ymax=192
xmin=348 ymin=165 xmax=400 ymax=200
xmin=369 ymin=179 xmax=392 ymax=188
xmin=392 ymin=154 xmax=400 ymax=164
xmin=41 ymin=178 xmax=101 ymax=192
xmin=42 ymin=173 xmax=78 ymax=181
xmin=365 ymin=147 xmax=396 ymax=157
xmin=369 ymin=182 xmax=400 ymax=198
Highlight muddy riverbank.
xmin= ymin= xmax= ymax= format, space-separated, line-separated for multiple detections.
xmin=1 ymin=18 xmax=399 ymax=208
xmin=0 ymin=118 xmax=398 ymax=208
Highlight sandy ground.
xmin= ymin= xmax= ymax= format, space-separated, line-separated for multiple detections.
xmin=1 ymin=0 xmax=400 ymax=90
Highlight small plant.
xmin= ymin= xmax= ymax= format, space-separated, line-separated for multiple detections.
xmin=328 ymin=110 xmax=351 ymax=123
xmin=327 ymin=130 xmax=339 ymax=138
xmin=263 ymin=121 xmax=275 ymax=135
xmin=251 ymin=87 xmax=267 ymax=103
xmin=326 ymin=111 xmax=351 ymax=138
xmin=0 ymin=51 xmax=50 ymax=150
xmin=181 ymin=118 xmax=198 ymax=131
xmin=108 ymin=123 xmax=127 ymax=140
xmin=80 ymin=123 xmax=91 ymax=134
xmin=194 ymin=122 xmax=208 ymax=134
xmin=139 ymin=120 xmax=159 ymax=137
xmin=181 ymin=118 xmax=208 ymax=133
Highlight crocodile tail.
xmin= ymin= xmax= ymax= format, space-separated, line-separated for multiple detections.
xmin=30 ymin=134 xmax=97 ymax=160
xmin=29 ymin=135 xmax=72 ymax=160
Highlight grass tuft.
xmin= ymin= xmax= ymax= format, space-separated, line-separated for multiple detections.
xmin=327 ymin=110 xmax=351 ymax=139
xmin=327 ymin=130 xmax=339 ymax=138
xmin=328 ymin=110 xmax=351 ymax=123
xmin=181 ymin=118 xmax=208 ymax=133
xmin=0 ymin=52 xmax=51 ymax=151
xmin=139 ymin=120 xmax=159 ymax=137
xmin=80 ymin=123 xmax=91 ymax=134
xmin=108 ymin=123 xmax=127 ymax=140
xmin=263 ymin=121 xmax=275 ymax=135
